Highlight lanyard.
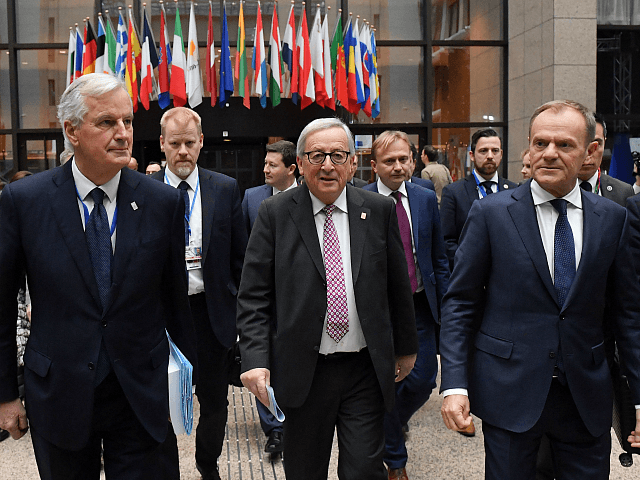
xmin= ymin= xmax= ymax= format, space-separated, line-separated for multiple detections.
xmin=165 ymin=172 xmax=200 ymax=238
xmin=76 ymin=187 xmax=118 ymax=236
xmin=594 ymin=169 xmax=601 ymax=195
xmin=472 ymin=170 xmax=495 ymax=198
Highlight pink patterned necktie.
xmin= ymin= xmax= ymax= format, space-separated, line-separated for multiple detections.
xmin=323 ymin=205 xmax=349 ymax=342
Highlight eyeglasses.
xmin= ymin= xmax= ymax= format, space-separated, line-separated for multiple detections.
xmin=304 ymin=150 xmax=351 ymax=165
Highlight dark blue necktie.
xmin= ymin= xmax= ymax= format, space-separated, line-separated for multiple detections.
xmin=481 ymin=180 xmax=494 ymax=195
xmin=178 ymin=181 xmax=190 ymax=246
xmin=85 ymin=188 xmax=112 ymax=385
xmin=550 ymin=198 xmax=575 ymax=383
xmin=550 ymin=199 xmax=575 ymax=307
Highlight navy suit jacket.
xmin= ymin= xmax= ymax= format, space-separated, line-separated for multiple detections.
xmin=440 ymin=182 xmax=640 ymax=437
xmin=153 ymin=167 xmax=247 ymax=348
xmin=242 ymin=183 xmax=272 ymax=234
xmin=410 ymin=176 xmax=435 ymax=191
xmin=237 ymin=184 xmax=418 ymax=411
xmin=0 ymin=163 xmax=197 ymax=450
xmin=363 ymin=181 xmax=449 ymax=321
xmin=440 ymin=173 xmax=518 ymax=268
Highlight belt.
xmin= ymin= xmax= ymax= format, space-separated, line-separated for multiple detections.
xmin=318 ymin=347 xmax=368 ymax=362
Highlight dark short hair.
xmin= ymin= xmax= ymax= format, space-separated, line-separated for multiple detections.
xmin=422 ymin=145 xmax=438 ymax=163
xmin=266 ymin=140 xmax=297 ymax=168
xmin=470 ymin=129 xmax=501 ymax=154
xmin=148 ymin=161 xmax=161 ymax=167
xmin=594 ymin=112 xmax=607 ymax=139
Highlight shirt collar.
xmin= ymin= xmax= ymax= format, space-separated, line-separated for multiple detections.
xmin=272 ymin=179 xmax=297 ymax=196
xmin=474 ymin=169 xmax=499 ymax=184
xmin=377 ymin=178 xmax=407 ymax=198
xmin=310 ymin=186 xmax=348 ymax=216
xmin=165 ymin=165 xmax=199 ymax=190
xmin=530 ymin=179 xmax=582 ymax=210
xmin=72 ymin=158 xmax=121 ymax=203
xmin=583 ymin=171 xmax=598 ymax=190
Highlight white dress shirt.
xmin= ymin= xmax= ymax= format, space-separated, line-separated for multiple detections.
xmin=474 ymin=170 xmax=499 ymax=198
xmin=581 ymin=171 xmax=601 ymax=196
xmin=376 ymin=179 xmax=423 ymax=292
xmin=72 ymin=159 xmax=120 ymax=252
xmin=309 ymin=188 xmax=367 ymax=354
xmin=443 ymin=179 xmax=584 ymax=399
xmin=272 ymin=179 xmax=297 ymax=196
xmin=165 ymin=166 xmax=204 ymax=295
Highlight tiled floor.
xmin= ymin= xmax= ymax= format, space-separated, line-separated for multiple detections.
xmin=2 ymin=373 xmax=640 ymax=479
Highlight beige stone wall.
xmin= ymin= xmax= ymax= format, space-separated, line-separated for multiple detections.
xmin=507 ymin=0 xmax=597 ymax=180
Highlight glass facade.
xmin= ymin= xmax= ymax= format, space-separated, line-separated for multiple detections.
xmin=0 ymin=0 xmax=508 ymax=183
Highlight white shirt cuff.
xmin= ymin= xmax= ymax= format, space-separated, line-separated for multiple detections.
xmin=442 ymin=388 xmax=468 ymax=397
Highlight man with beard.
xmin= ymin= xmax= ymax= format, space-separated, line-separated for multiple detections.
xmin=440 ymin=129 xmax=518 ymax=269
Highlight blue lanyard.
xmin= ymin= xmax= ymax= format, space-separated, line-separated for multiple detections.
xmin=76 ymin=187 xmax=118 ymax=236
xmin=165 ymin=172 xmax=199 ymax=238
xmin=472 ymin=170 xmax=494 ymax=198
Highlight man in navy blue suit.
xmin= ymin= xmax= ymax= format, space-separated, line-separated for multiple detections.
xmin=241 ymin=140 xmax=297 ymax=455
xmin=440 ymin=129 xmax=518 ymax=269
xmin=0 ymin=74 xmax=197 ymax=479
xmin=242 ymin=140 xmax=297 ymax=233
xmin=153 ymin=107 xmax=247 ymax=480
xmin=440 ymin=100 xmax=640 ymax=479
xmin=364 ymin=131 xmax=449 ymax=480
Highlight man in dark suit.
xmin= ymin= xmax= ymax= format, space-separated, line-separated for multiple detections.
xmin=578 ymin=113 xmax=634 ymax=206
xmin=237 ymin=118 xmax=418 ymax=480
xmin=242 ymin=140 xmax=298 ymax=234
xmin=152 ymin=107 xmax=247 ymax=480
xmin=364 ymin=131 xmax=449 ymax=480
xmin=0 ymin=74 xmax=197 ymax=479
xmin=440 ymin=100 xmax=640 ymax=479
xmin=440 ymin=128 xmax=518 ymax=268
xmin=241 ymin=139 xmax=297 ymax=455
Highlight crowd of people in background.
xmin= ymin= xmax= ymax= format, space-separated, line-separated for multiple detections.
xmin=2 ymin=73 xmax=640 ymax=480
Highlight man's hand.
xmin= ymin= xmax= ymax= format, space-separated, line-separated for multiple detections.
xmin=240 ymin=368 xmax=271 ymax=407
xmin=627 ymin=408 xmax=640 ymax=448
xmin=0 ymin=398 xmax=28 ymax=440
xmin=441 ymin=394 xmax=473 ymax=433
xmin=395 ymin=354 xmax=417 ymax=382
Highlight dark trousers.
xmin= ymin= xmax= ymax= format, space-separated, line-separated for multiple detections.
xmin=282 ymin=348 xmax=387 ymax=480
xmin=483 ymin=379 xmax=611 ymax=480
xmin=162 ymin=293 xmax=233 ymax=477
xmin=384 ymin=293 xmax=437 ymax=469
xmin=31 ymin=372 xmax=162 ymax=480
xmin=257 ymin=398 xmax=283 ymax=435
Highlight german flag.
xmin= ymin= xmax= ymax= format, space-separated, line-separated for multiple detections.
xmin=82 ymin=19 xmax=97 ymax=75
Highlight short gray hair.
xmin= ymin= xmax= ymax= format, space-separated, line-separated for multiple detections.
xmin=529 ymin=100 xmax=595 ymax=148
xmin=57 ymin=73 xmax=131 ymax=152
xmin=296 ymin=118 xmax=355 ymax=159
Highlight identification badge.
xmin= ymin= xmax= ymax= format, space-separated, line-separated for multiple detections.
xmin=185 ymin=243 xmax=202 ymax=270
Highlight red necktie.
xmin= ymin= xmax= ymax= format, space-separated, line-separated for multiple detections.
xmin=323 ymin=205 xmax=349 ymax=342
xmin=392 ymin=191 xmax=418 ymax=293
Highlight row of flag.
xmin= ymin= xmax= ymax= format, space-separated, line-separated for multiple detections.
xmin=65 ymin=2 xmax=381 ymax=118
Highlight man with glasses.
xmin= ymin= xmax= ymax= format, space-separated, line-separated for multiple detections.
xmin=237 ymin=118 xmax=418 ymax=480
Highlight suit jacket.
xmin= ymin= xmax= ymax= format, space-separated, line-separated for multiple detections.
xmin=0 ymin=163 xmax=197 ymax=450
xmin=242 ymin=183 xmax=272 ymax=235
xmin=600 ymin=173 xmax=635 ymax=207
xmin=410 ymin=176 xmax=435 ymax=191
xmin=439 ymin=181 xmax=640 ymax=437
xmin=153 ymin=167 xmax=247 ymax=348
xmin=363 ymin=181 xmax=449 ymax=321
xmin=350 ymin=177 xmax=369 ymax=188
xmin=440 ymin=173 xmax=518 ymax=268
xmin=236 ymin=184 xmax=418 ymax=411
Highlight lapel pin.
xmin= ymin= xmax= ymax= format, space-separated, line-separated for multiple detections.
xmin=131 ymin=201 xmax=138 ymax=210
xmin=361 ymin=212 xmax=367 ymax=220
xmin=503 ymin=184 xmax=509 ymax=189
xmin=607 ymin=185 xmax=613 ymax=191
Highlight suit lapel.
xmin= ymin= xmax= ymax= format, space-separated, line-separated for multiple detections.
xmin=565 ymin=192 xmax=602 ymax=308
xmin=507 ymin=185 xmax=557 ymax=304
xmin=51 ymin=162 xmax=102 ymax=309
xmin=347 ymin=186 xmax=369 ymax=283
xmin=199 ymin=169 xmax=215 ymax=265
xmin=463 ymin=175 xmax=478 ymax=210
xmin=109 ymin=169 xmax=144 ymax=312
xmin=289 ymin=185 xmax=325 ymax=280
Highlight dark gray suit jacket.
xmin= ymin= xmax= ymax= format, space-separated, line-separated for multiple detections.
xmin=600 ymin=173 xmax=634 ymax=207
xmin=237 ymin=184 xmax=418 ymax=411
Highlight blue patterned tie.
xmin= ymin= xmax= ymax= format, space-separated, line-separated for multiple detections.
xmin=178 ymin=181 xmax=190 ymax=246
xmin=550 ymin=198 xmax=574 ymax=383
xmin=85 ymin=188 xmax=112 ymax=384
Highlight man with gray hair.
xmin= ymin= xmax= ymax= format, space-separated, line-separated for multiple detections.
xmin=237 ymin=117 xmax=418 ymax=479
xmin=0 ymin=73 xmax=197 ymax=479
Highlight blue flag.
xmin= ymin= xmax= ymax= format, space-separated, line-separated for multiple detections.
xmin=219 ymin=2 xmax=234 ymax=106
